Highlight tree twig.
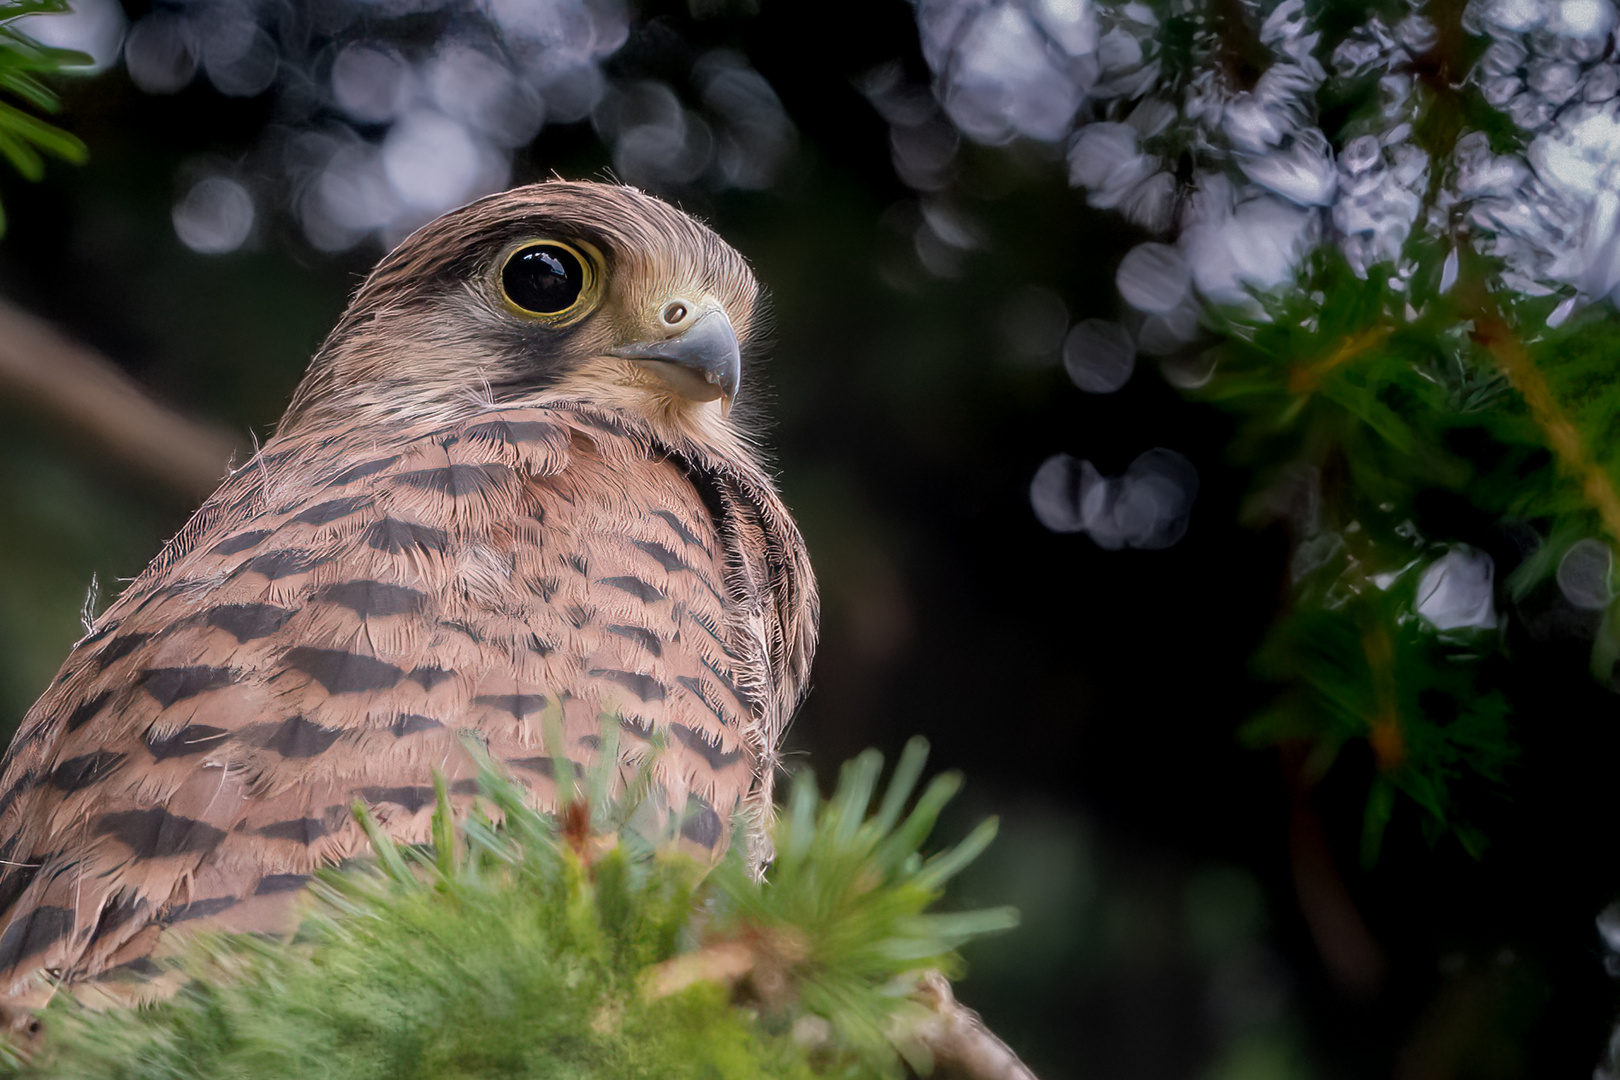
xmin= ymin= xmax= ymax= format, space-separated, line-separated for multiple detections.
xmin=643 ymin=945 xmax=1044 ymax=1080
xmin=1287 ymin=325 xmax=1393 ymax=394
xmin=1472 ymin=308 xmax=1620 ymax=546
xmin=1282 ymin=748 xmax=1387 ymax=997
xmin=909 ymin=971 xmax=1041 ymax=1080
xmin=641 ymin=940 xmax=758 ymax=999
xmin=0 ymin=295 xmax=239 ymax=500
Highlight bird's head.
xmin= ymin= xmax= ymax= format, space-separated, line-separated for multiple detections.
xmin=282 ymin=181 xmax=764 ymax=450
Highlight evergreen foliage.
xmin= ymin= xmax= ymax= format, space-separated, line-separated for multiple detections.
xmin=1202 ymin=221 xmax=1620 ymax=858
xmin=0 ymin=1 xmax=86 ymax=234
xmin=0 ymin=739 xmax=1014 ymax=1080
xmin=906 ymin=0 xmax=1620 ymax=861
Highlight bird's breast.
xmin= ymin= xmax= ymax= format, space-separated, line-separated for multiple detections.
xmin=0 ymin=405 xmax=772 ymax=1007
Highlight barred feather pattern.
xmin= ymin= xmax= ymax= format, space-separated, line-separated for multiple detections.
xmin=0 ymin=400 xmax=815 ymax=1011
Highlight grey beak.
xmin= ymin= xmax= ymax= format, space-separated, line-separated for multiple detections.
xmin=610 ymin=309 xmax=741 ymax=405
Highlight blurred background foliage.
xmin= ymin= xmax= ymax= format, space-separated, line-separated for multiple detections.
xmin=2 ymin=0 xmax=1620 ymax=1077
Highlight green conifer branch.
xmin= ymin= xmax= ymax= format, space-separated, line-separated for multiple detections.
xmin=1 ymin=739 xmax=1026 ymax=1080
xmin=0 ymin=0 xmax=88 ymax=235
xmin=1472 ymin=305 xmax=1620 ymax=548
xmin=1180 ymin=0 xmax=1620 ymax=857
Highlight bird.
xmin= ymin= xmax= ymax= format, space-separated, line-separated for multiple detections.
xmin=0 ymin=181 xmax=818 ymax=1020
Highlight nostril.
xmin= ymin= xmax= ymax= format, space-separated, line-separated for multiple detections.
xmin=662 ymin=302 xmax=688 ymax=326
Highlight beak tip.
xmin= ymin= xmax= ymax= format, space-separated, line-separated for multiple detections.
xmin=717 ymin=364 xmax=741 ymax=406
xmin=612 ymin=307 xmax=743 ymax=410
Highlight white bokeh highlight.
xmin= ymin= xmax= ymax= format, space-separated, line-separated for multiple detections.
xmin=12 ymin=0 xmax=126 ymax=74
xmin=1415 ymin=547 xmax=1498 ymax=631
xmin=172 ymin=176 xmax=255 ymax=255
xmin=1063 ymin=318 xmax=1136 ymax=392
xmin=1558 ymin=537 xmax=1614 ymax=609
xmin=1031 ymin=449 xmax=1199 ymax=550
xmin=106 ymin=0 xmax=794 ymax=254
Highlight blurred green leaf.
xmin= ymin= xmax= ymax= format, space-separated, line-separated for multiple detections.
xmin=0 ymin=0 xmax=89 ymax=234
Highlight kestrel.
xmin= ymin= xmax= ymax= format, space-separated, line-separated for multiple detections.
xmin=0 ymin=182 xmax=818 ymax=1019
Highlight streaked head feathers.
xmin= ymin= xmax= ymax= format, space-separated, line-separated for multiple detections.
xmin=284 ymin=182 xmax=764 ymax=451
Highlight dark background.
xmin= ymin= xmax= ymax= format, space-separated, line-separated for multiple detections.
xmin=1 ymin=2 xmax=1617 ymax=1077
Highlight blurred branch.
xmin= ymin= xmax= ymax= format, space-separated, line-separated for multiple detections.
xmin=1282 ymin=748 xmax=1387 ymax=997
xmin=912 ymin=971 xmax=1041 ymax=1080
xmin=0 ymin=295 xmax=238 ymax=500
xmin=645 ymin=951 xmax=1042 ymax=1080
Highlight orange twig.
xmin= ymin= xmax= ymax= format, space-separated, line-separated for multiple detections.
xmin=643 ymin=944 xmax=1044 ymax=1080
xmin=1472 ymin=311 xmax=1620 ymax=545
xmin=1363 ymin=623 xmax=1404 ymax=771
xmin=1288 ymin=325 xmax=1394 ymax=394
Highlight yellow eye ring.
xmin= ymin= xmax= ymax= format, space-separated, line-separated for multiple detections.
xmin=498 ymin=239 xmax=603 ymax=323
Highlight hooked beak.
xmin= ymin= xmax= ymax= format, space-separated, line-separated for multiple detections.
xmin=609 ymin=307 xmax=741 ymax=412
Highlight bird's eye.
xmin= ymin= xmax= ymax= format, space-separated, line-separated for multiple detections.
xmin=501 ymin=242 xmax=593 ymax=319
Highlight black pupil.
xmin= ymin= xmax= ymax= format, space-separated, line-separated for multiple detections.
xmin=504 ymin=245 xmax=584 ymax=314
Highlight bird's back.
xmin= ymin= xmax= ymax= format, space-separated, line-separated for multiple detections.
xmin=0 ymin=402 xmax=790 ymax=1010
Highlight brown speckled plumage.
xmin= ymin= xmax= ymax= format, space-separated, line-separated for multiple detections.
xmin=0 ymin=182 xmax=817 ymax=1016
